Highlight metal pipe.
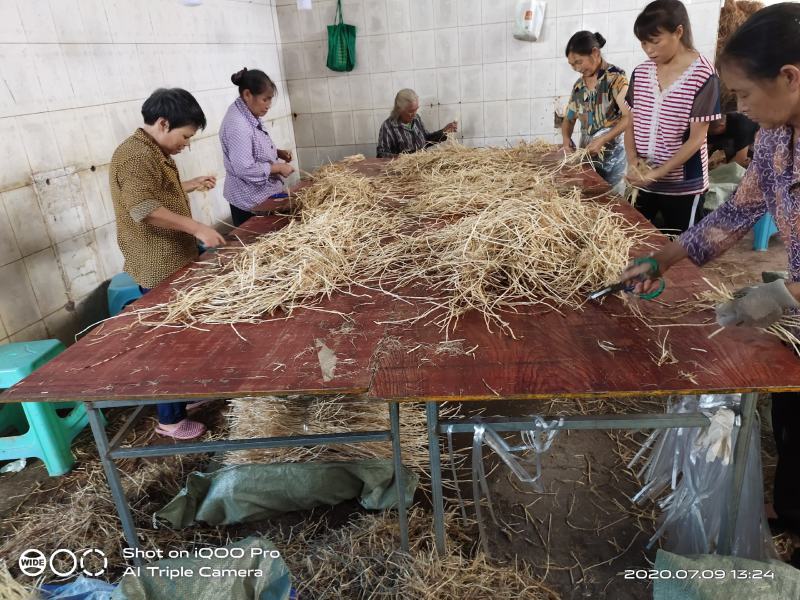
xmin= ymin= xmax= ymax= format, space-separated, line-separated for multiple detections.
xmin=390 ymin=402 xmax=409 ymax=552
xmin=426 ymin=401 xmax=446 ymax=554
xmin=85 ymin=403 xmax=143 ymax=567
xmin=109 ymin=430 xmax=392 ymax=459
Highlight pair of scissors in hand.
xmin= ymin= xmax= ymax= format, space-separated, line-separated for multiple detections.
xmin=588 ymin=257 xmax=665 ymax=301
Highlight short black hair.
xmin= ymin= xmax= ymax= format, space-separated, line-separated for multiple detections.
xmin=231 ymin=67 xmax=277 ymax=97
xmin=141 ymin=88 xmax=206 ymax=131
xmin=565 ymin=31 xmax=606 ymax=57
xmin=720 ymin=3 xmax=800 ymax=80
xmin=634 ymin=0 xmax=694 ymax=49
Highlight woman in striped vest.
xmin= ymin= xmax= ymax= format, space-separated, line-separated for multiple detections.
xmin=624 ymin=0 xmax=721 ymax=234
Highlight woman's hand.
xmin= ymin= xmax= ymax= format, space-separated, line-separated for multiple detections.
xmin=272 ymin=162 xmax=295 ymax=177
xmin=618 ymin=260 xmax=662 ymax=295
xmin=277 ymin=149 xmax=293 ymax=162
xmin=617 ymin=242 xmax=688 ymax=294
xmin=443 ymin=121 xmax=458 ymax=133
xmin=184 ymin=175 xmax=217 ymax=193
xmin=626 ymin=164 xmax=667 ymax=189
xmin=560 ymin=143 xmax=575 ymax=155
xmin=585 ymin=138 xmax=605 ymax=156
xmin=192 ymin=223 xmax=226 ymax=248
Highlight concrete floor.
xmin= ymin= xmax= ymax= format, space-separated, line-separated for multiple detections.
xmin=0 ymin=229 xmax=792 ymax=597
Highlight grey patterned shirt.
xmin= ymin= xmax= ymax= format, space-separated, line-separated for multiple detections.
xmin=376 ymin=115 xmax=447 ymax=158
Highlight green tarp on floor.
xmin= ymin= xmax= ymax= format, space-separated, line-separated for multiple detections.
xmin=654 ymin=549 xmax=800 ymax=600
xmin=157 ymin=460 xmax=418 ymax=528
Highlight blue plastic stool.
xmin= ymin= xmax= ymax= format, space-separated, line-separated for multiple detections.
xmin=0 ymin=340 xmax=100 ymax=476
xmin=108 ymin=272 xmax=143 ymax=317
xmin=753 ymin=213 xmax=778 ymax=251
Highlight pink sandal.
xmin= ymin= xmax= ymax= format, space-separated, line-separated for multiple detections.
xmin=154 ymin=419 xmax=207 ymax=440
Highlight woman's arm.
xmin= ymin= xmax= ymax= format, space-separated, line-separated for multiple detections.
xmin=590 ymin=86 xmax=631 ymax=151
xmin=624 ymin=110 xmax=638 ymax=164
xmin=643 ymin=121 xmax=711 ymax=183
xmin=376 ymin=121 xmax=396 ymax=158
xmin=143 ymin=207 xmax=226 ymax=248
xmin=561 ymin=116 xmax=577 ymax=151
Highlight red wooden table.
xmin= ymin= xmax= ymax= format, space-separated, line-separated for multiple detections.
xmin=3 ymin=158 xmax=798 ymax=558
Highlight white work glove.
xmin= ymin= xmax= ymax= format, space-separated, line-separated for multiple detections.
xmin=715 ymin=279 xmax=800 ymax=328
xmin=694 ymin=408 xmax=736 ymax=465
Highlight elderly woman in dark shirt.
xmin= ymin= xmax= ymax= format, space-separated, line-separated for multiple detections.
xmin=376 ymin=89 xmax=457 ymax=158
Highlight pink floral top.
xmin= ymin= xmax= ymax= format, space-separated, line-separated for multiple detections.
xmin=679 ymin=126 xmax=800 ymax=285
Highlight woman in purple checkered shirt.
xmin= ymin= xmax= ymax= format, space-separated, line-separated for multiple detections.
xmin=620 ymin=4 xmax=800 ymax=564
xmin=220 ymin=68 xmax=295 ymax=227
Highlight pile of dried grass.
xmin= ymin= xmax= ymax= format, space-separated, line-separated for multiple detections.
xmin=716 ymin=0 xmax=765 ymax=110
xmin=0 ymin=562 xmax=37 ymax=600
xmin=223 ymin=396 xmax=455 ymax=477
xmin=273 ymin=506 xmax=559 ymax=599
xmin=0 ymin=419 xmax=225 ymax=582
xmin=135 ymin=141 xmax=648 ymax=337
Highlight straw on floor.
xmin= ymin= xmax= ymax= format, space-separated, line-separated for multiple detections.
xmin=272 ymin=506 xmax=560 ymax=600
xmin=223 ymin=396 xmax=458 ymax=477
xmin=134 ymin=141 xmax=650 ymax=338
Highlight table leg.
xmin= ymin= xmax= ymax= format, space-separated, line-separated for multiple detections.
xmin=85 ymin=403 xmax=143 ymax=567
xmin=426 ymin=401 xmax=446 ymax=554
xmin=719 ymin=391 xmax=758 ymax=555
xmin=390 ymin=402 xmax=409 ymax=551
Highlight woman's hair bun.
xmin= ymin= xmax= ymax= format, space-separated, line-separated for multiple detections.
xmin=594 ymin=32 xmax=607 ymax=48
xmin=231 ymin=67 xmax=248 ymax=86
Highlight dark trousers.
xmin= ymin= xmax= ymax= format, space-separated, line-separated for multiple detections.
xmin=229 ymin=193 xmax=289 ymax=227
xmin=229 ymin=204 xmax=254 ymax=227
xmin=138 ymin=286 xmax=187 ymax=425
xmin=772 ymin=391 xmax=800 ymax=531
xmin=635 ymin=190 xmax=705 ymax=235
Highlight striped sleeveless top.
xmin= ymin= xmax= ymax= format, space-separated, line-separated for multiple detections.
xmin=625 ymin=56 xmax=721 ymax=196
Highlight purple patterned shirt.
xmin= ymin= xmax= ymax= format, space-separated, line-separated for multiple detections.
xmin=219 ymin=97 xmax=285 ymax=211
xmin=679 ymin=126 xmax=800 ymax=285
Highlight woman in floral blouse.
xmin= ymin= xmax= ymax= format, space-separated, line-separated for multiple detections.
xmin=621 ymin=4 xmax=800 ymax=566
xmin=561 ymin=31 xmax=629 ymax=194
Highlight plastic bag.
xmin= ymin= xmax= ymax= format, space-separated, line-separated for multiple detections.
xmin=41 ymin=576 xmax=116 ymax=600
xmin=326 ymin=0 xmax=356 ymax=72
xmin=513 ymin=1 xmax=546 ymax=42
xmin=630 ymin=395 xmax=776 ymax=560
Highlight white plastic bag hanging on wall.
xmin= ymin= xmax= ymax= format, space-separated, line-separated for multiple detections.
xmin=513 ymin=1 xmax=546 ymax=42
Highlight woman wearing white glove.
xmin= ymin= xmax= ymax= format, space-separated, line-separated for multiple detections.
xmin=619 ymin=4 xmax=800 ymax=565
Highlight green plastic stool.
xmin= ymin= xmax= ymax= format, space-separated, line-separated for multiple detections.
xmin=0 ymin=340 xmax=100 ymax=476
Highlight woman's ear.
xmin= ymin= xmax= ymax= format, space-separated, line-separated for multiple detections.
xmin=157 ymin=117 xmax=170 ymax=131
xmin=674 ymin=24 xmax=684 ymax=42
xmin=780 ymin=64 xmax=800 ymax=93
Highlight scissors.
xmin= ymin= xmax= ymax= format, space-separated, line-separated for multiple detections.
xmin=588 ymin=257 xmax=665 ymax=301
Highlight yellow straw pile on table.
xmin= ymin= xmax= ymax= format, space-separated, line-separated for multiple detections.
xmin=137 ymin=141 xmax=648 ymax=337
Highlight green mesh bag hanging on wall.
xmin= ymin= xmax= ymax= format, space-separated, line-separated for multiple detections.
xmin=326 ymin=0 xmax=356 ymax=72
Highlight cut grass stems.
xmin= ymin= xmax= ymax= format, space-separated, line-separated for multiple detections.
xmin=133 ymin=141 xmax=651 ymax=338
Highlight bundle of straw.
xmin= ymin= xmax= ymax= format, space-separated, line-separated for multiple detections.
xmin=691 ymin=278 xmax=800 ymax=352
xmin=275 ymin=506 xmax=560 ymax=599
xmin=0 ymin=422 xmax=221 ymax=582
xmin=716 ymin=1 xmax=765 ymax=111
xmin=135 ymin=141 xmax=649 ymax=337
xmin=223 ymin=396 xmax=455 ymax=477
xmin=0 ymin=562 xmax=37 ymax=600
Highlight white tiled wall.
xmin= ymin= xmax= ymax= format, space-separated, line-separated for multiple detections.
xmin=0 ymin=0 xmax=295 ymax=346
xmin=276 ymin=0 xmax=721 ymax=172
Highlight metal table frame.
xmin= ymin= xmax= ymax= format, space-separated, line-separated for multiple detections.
xmin=423 ymin=392 xmax=759 ymax=555
xmin=83 ymin=397 xmax=409 ymax=566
